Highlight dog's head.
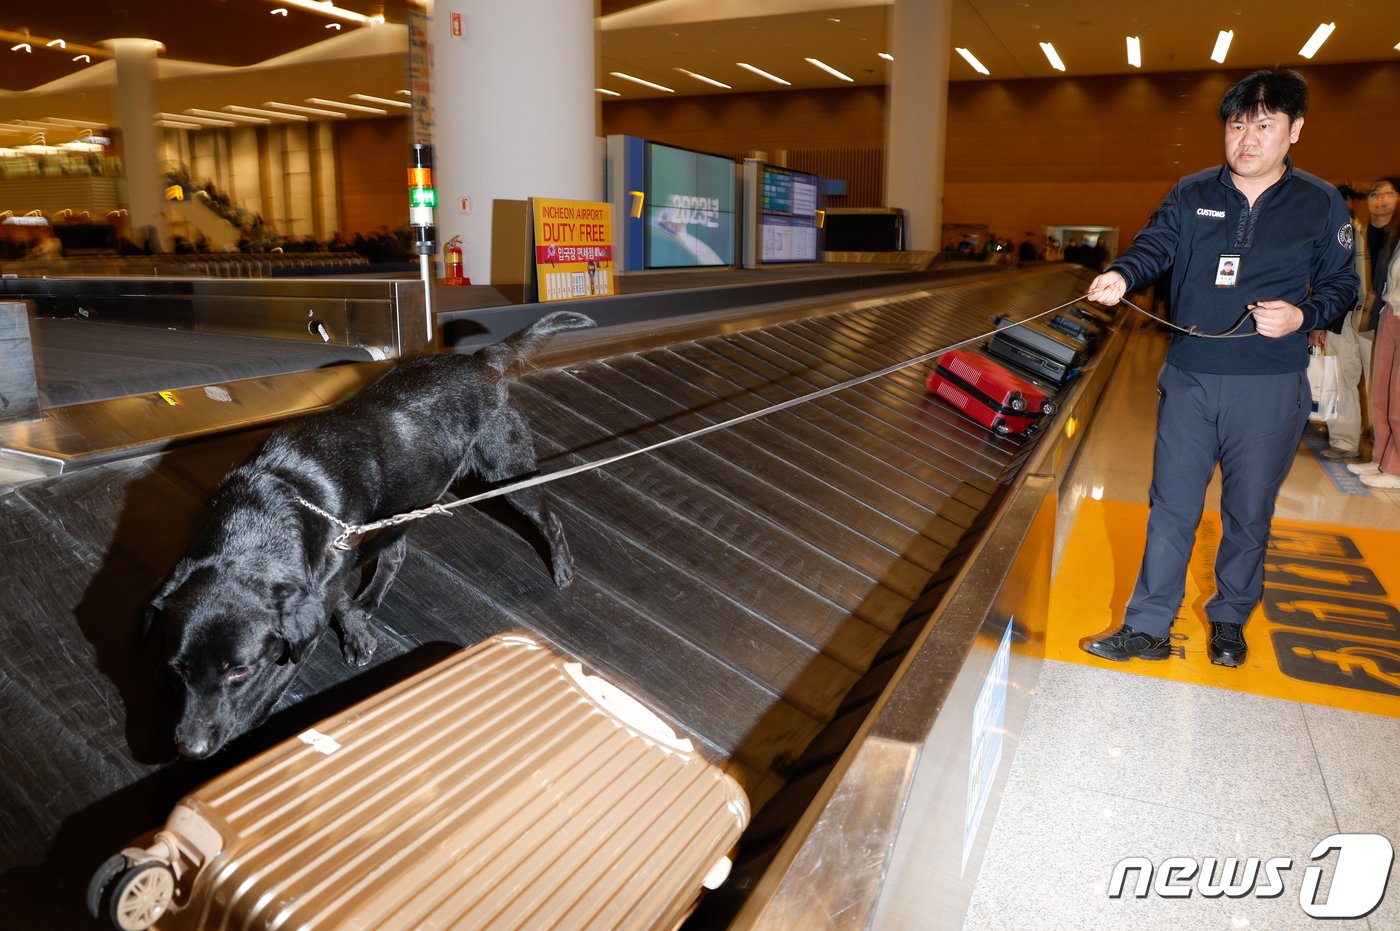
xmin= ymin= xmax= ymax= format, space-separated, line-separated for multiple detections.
xmin=147 ymin=561 xmax=325 ymax=758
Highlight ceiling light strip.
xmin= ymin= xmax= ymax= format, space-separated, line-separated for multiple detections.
xmin=805 ymin=58 xmax=853 ymax=82
xmin=1299 ymin=23 xmax=1335 ymax=59
xmin=39 ymin=116 xmax=107 ymax=128
xmin=306 ymin=97 xmax=388 ymax=114
xmin=736 ymin=62 xmax=791 ymax=86
xmin=159 ymin=112 xmax=237 ymax=127
xmin=350 ymin=93 xmax=412 ymax=108
xmin=1211 ymin=30 xmax=1233 ymax=64
xmin=1039 ymin=42 xmax=1066 ymax=72
xmin=1126 ymin=36 xmax=1142 ymax=69
xmin=226 ymin=105 xmax=307 ymax=120
xmin=608 ymin=72 xmax=675 ymax=93
xmin=675 ymin=68 xmax=732 ymax=90
xmin=595 ymin=88 xmax=621 ymax=97
xmin=955 ymin=48 xmax=990 ymax=75
xmin=264 ymin=102 xmax=347 ymax=117
xmin=276 ymin=0 xmax=370 ymax=24
xmin=186 ymin=108 xmax=269 ymax=124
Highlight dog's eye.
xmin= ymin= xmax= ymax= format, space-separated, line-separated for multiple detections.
xmin=225 ymin=664 xmax=252 ymax=681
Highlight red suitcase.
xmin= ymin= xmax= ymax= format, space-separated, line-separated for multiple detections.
xmin=925 ymin=347 xmax=1057 ymax=436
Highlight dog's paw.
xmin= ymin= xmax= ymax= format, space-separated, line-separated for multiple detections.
xmin=340 ymin=628 xmax=378 ymax=666
xmin=552 ymin=558 xmax=574 ymax=589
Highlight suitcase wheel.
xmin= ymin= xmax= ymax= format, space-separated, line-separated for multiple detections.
xmin=1041 ymin=401 xmax=1057 ymax=416
xmin=1008 ymin=391 xmax=1026 ymax=412
xmin=994 ymin=419 xmax=1011 ymax=435
xmin=100 ymin=860 xmax=175 ymax=931
xmin=87 ymin=854 xmax=129 ymax=920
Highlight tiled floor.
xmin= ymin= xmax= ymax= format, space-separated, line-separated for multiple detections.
xmin=964 ymin=323 xmax=1400 ymax=931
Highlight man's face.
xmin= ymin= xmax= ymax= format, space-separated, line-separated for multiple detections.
xmin=1223 ymin=108 xmax=1302 ymax=186
xmin=1368 ymin=180 xmax=1397 ymax=226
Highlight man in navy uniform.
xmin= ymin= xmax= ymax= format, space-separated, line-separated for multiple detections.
xmin=1082 ymin=68 xmax=1358 ymax=666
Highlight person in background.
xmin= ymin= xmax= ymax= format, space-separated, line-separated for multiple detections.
xmin=1079 ymin=68 xmax=1357 ymax=668
xmin=1313 ymin=181 xmax=1391 ymax=460
xmin=1352 ymin=179 xmax=1400 ymax=488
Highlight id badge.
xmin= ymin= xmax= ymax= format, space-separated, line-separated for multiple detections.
xmin=1215 ymin=254 xmax=1240 ymax=287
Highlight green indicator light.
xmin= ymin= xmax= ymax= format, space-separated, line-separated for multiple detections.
xmin=409 ymin=187 xmax=437 ymax=208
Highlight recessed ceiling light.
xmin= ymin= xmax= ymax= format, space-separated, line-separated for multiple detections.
xmin=805 ymin=58 xmax=853 ymax=82
xmin=11 ymin=43 xmax=32 ymax=53
xmin=878 ymin=52 xmax=894 ymax=61
xmin=1211 ymin=30 xmax=1233 ymax=63
xmin=72 ymin=54 xmax=90 ymax=62
xmin=737 ymin=62 xmax=790 ymax=86
xmin=1126 ymin=36 xmax=1142 ymax=68
xmin=595 ymin=87 xmax=621 ymax=97
xmin=1039 ymin=42 xmax=1065 ymax=72
xmin=45 ymin=39 xmax=65 ymax=49
xmin=675 ymin=67 xmax=732 ymax=89
xmin=955 ymin=48 xmax=989 ymax=75
xmin=271 ymin=7 xmax=288 ymax=15
xmin=1299 ymin=22 xmax=1335 ymax=59
xmin=608 ymin=72 xmax=675 ymax=93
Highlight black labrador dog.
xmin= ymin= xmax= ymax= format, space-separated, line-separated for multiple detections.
xmin=148 ymin=310 xmax=594 ymax=758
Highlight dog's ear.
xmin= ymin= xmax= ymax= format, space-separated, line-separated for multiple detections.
xmin=270 ymin=580 xmax=322 ymax=663
xmin=144 ymin=559 xmax=195 ymax=638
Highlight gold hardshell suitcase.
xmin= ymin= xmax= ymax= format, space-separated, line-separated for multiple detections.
xmin=90 ymin=632 xmax=750 ymax=930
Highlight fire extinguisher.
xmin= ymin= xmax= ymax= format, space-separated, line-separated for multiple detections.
xmin=444 ymin=235 xmax=465 ymax=284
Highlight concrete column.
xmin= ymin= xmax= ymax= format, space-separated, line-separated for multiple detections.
xmin=105 ymin=38 xmax=171 ymax=253
xmin=884 ymin=0 xmax=952 ymax=251
xmin=428 ymin=1 xmax=600 ymax=284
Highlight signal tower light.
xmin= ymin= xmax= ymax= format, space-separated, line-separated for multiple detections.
xmin=408 ymin=143 xmax=436 ymax=254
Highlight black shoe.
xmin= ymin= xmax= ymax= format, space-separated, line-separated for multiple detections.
xmin=1209 ymin=622 xmax=1247 ymax=667
xmin=1083 ymin=625 xmax=1171 ymax=662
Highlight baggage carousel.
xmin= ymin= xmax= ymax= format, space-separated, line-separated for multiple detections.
xmin=0 ymin=263 xmax=1123 ymax=927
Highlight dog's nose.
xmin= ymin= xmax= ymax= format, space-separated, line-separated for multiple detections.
xmin=175 ymin=727 xmax=219 ymax=759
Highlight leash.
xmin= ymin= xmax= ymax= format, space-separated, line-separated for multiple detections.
xmin=1119 ymin=294 xmax=1258 ymax=339
xmin=299 ymin=291 xmax=1253 ymax=550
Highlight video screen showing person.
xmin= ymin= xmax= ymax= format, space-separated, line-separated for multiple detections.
xmin=760 ymin=166 xmax=820 ymax=263
xmin=644 ymin=143 xmax=736 ymax=268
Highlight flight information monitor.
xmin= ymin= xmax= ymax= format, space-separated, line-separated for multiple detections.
xmin=759 ymin=166 xmax=820 ymax=263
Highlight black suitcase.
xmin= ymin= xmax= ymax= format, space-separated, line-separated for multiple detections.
xmin=1048 ymin=312 xmax=1100 ymax=345
xmin=988 ymin=316 xmax=1086 ymax=383
xmin=985 ymin=335 xmax=1075 ymax=384
xmin=992 ymin=315 xmax=1088 ymax=367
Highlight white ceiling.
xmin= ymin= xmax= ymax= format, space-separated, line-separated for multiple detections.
xmin=0 ymin=0 xmax=1395 ymax=141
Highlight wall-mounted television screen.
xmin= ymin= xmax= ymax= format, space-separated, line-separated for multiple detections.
xmin=758 ymin=165 xmax=820 ymax=263
xmin=644 ymin=142 xmax=736 ymax=268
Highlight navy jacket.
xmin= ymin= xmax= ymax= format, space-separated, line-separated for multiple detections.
xmin=1107 ymin=158 xmax=1358 ymax=374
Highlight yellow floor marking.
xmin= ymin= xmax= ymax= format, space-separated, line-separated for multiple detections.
xmin=1049 ymin=498 xmax=1400 ymax=717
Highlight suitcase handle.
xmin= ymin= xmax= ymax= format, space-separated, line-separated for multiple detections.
xmin=565 ymin=663 xmax=695 ymax=753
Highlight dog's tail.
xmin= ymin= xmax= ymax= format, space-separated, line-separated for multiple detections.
xmin=483 ymin=310 xmax=595 ymax=373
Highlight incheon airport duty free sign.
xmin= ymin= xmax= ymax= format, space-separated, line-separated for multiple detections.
xmin=531 ymin=198 xmax=615 ymax=302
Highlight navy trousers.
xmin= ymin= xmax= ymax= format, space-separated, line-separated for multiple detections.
xmin=1122 ymin=363 xmax=1311 ymax=638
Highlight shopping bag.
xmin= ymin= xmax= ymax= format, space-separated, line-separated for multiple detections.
xmin=1307 ymin=348 xmax=1339 ymax=422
